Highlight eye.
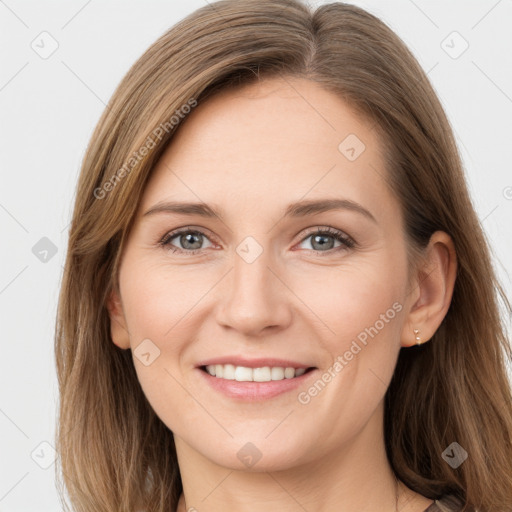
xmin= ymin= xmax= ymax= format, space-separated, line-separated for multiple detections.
xmin=158 ymin=225 xmax=355 ymax=256
xmin=297 ymin=227 xmax=355 ymax=254
xmin=159 ymin=227 xmax=215 ymax=255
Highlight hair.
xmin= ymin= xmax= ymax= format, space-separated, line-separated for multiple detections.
xmin=54 ymin=0 xmax=512 ymax=511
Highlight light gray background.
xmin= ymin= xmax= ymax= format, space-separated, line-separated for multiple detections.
xmin=1 ymin=1 xmax=511 ymax=510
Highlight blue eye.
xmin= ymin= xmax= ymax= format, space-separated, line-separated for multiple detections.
xmin=158 ymin=226 xmax=355 ymax=255
xmin=159 ymin=228 xmax=214 ymax=254
xmin=298 ymin=227 xmax=355 ymax=253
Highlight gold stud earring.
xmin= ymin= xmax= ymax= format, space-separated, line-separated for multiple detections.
xmin=413 ymin=328 xmax=421 ymax=346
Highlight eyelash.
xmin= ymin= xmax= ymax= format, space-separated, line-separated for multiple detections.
xmin=158 ymin=226 xmax=356 ymax=256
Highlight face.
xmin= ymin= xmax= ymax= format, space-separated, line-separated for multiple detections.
xmin=109 ymin=77 xmax=414 ymax=471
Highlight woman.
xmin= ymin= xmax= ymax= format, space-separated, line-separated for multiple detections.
xmin=54 ymin=1 xmax=512 ymax=511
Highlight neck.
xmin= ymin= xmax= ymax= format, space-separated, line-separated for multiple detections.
xmin=174 ymin=403 xmax=421 ymax=512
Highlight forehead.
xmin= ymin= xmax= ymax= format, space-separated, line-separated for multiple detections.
xmin=162 ymin=77 xmax=373 ymax=164
xmin=139 ymin=77 xmax=399 ymax=226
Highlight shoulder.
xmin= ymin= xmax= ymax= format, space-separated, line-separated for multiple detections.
xmin=423 ymin=494 xmax=470 ymax=512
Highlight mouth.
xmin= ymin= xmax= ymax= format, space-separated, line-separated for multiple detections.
xmin=200 ymin=364 xmax=316 ymax=382
xmin=196 ymin=361 xmax=318 ymax=401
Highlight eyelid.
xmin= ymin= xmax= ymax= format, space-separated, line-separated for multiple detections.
xmin=295 ymin=225 xmax=355 ymax=244
xmin=159 ymin=225 xmax=217 ymax=245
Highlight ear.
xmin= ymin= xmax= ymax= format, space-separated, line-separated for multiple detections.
xmin=106 ymin=288 xmax=131 ymax=349
xmin=401 ymin=231 xmax=457 ymax=347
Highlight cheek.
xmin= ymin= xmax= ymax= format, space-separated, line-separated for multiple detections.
xmin=335 ymin=275 xmax=403 ymax=351
xmin=120 ymin=280 xmax=199 ymax=435
xmin=120 ymin=259 xmax=212 ymax=340
xmin=291 ymin=269 xmax=405 ymax=450
xmin=118 ymin=259 xmax=224 ymax=429
xmin=291 ymin=257 xmax=406 ymax=353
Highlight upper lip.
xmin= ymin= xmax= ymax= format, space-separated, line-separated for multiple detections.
xmin=196 ymin=356 xmax=315 ymax=369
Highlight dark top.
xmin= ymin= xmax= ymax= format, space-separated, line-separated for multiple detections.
xmin=423 ymin=495 xmax=466 ymax=511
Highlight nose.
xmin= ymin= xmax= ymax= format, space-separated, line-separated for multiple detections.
xmin=215 ymin=243 xmax=292 ymax=337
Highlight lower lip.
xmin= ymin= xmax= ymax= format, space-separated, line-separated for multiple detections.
xmin=197 ymin=367 xmax=317 ymax=401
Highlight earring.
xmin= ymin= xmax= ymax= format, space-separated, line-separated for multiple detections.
xmin=413 ymin=328 xmax=421 ymax=346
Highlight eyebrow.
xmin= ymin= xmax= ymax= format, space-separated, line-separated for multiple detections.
xmin=142 ymin=198 xmax=377 ymax=223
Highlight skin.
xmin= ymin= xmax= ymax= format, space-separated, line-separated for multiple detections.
xmin=108 ymin=76 xmax=457 ymax=512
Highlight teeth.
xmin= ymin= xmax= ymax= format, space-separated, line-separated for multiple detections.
xmin=234 ymin=366 xmax=253 ymax=381
xmin=284 ymin=367 xmax=295 ymax=379
xmin=205 ymin=364 xmax=308 ymax=381
xmin=223 ymin=364 xmax=236 ymax=380
xmin=253 ymin=367 xmax=271 ymax=382
xmin=271 ymin=367 xmax=284 ymax=380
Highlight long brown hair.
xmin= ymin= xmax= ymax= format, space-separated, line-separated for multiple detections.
xmin=54 ymin=1 xmax=512 ymax=510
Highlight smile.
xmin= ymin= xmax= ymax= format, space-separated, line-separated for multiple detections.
xmin=197 ymin=363 xmax=318 ymax=401
xmin=203 ymin=364 xmax=312 ymax=381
